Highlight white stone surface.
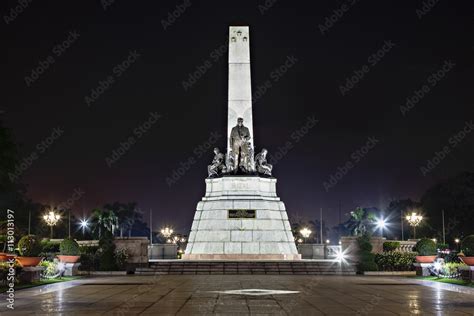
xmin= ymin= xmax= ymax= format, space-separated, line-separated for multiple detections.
xmin=185 ymin=176 xmax=299 ymax=259
xmin=227 ymin=26 xmax=254 ymax=152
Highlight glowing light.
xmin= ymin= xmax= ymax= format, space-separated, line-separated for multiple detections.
xmin=180 ymin=238 xmax=186 ymax=242
xmin=326 ymin=239 xmax=330 ymax=244
xmin=376 ymin=218 xmax=387 ymax=229
xmin=57 ymin=262 xmax=66 ymax=272
xmin=432 ymin=238 xmax=437 ymax=243
xmin=43 ymin=211 xmax=61 ymax=226
xmin=299 ymin=228 xmax=311 ymax=238
xmin=406 ymin=212 xmax=423 ymax=226
xmin=433 ymin=261 xmax=442 ymax=271
xmin=454 ymin=238 xmax=460 ymax=244
xmin=161 ymin=227 xmax=174 ymax=238
xmin=79 ymin=218 xmax=89 ymax=229
xmin=297 ymin=238 xmax=303 ymax=243
xmin=336 ymin=250 xmax=346 ymax=262
xmin=338 ymin=241 xmax=342 ymax=245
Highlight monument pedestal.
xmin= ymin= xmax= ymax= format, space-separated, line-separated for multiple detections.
xmin=184 ymin=176 xmax=300 ymax=260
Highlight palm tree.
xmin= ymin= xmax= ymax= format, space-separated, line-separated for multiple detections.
xmin=104 ymin=202 xmax=138 ymax=237
xmin=91 ymin=208 xmax=118 ymax=238
xmin=345 ymin=207 xmax=376 ymax=236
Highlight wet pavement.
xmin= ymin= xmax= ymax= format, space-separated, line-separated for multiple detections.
xmin=1 ymin=275 xmax=473 ymax=315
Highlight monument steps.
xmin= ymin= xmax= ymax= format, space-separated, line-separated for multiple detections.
xmin=137 ymin=261 xmax=356 ymax=275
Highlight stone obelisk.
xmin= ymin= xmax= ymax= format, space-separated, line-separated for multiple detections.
xmin=227 ymin=26 xmax=254 ymax=153
xmin=183 ymin=26 xmax=300 ymax=260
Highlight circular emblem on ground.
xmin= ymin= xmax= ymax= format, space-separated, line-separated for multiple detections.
xmin=211 ymin=289 xmax=299 ymax=296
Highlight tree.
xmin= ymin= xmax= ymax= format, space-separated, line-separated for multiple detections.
xmin=386 ymin=199 xmax=421 ymax=240
xmin=103 ymin=202 xmax=139 ymax=237
xmin=91 ymin=208 xmax=118 ymax=238
xmin=344 ymin=207 xmax=377 ymax=236
xmin=420 ymin=172 xmax=474 ymax=241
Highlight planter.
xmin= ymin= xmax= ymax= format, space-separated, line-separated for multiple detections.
xmin=0 ymin=253 xmax=9 ymax=262
xmin=57 ymin=255 xmax=80 ymax=263
xmin=16 ymin=256 xmax=42 ymax=267
xmin=459 ymin=256 xmax=474 ymax=266
xmin=415 ymin=255 xmax=437 ymax=263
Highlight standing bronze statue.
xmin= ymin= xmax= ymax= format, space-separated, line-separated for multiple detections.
xmin=229 ymin=117 xmax=252 ymax=173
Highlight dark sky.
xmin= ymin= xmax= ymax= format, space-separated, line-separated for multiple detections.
xmin=3 ymin=0 xmax=473 ymax=232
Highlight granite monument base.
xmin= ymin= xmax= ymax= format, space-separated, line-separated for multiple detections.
xmin=184 ymin=176 xmax=300 ymax=260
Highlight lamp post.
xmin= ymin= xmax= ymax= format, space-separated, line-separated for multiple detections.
xmin=405 ymin=212 xmax=423 ymax=239
xmin=43 ymin=211 xmax=61 ymax=239
xmin=454 ymin=238 xmax=460 ymax=251
xmin=299 ymin=228 xmax=311 ymax=243
xmin=161 ymin=227 xmax=174 ymax=238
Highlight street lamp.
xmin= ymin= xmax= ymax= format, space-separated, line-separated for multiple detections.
xmin=299 ymin=227 xmax=311 ymax=243
xmin=161 ymin=227 xmax=174 ymax=238
xmin=79 ymin=218 xmax=89 ymax=237
xmin=455 ymin=238 xmax=460 ymax=251
xmin=376 ymin=217 xmax=387 ymax=237
xmin=43 ymin=211 xmax=61 ymax=239
xmin=405 ymin=212 xmax=423 ymax=239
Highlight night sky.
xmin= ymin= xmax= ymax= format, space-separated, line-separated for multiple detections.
xmin=3 ymin=0 xmax=473 ymax=233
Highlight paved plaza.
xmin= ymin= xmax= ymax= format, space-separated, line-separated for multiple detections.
xmin=1 ymin=275 xmax=474 ymax=315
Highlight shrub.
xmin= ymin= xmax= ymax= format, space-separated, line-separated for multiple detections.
xmin=98 ymin=232 xmax=117 ymax=271
xmin=41 ymin=240 xmax=60 ymax=253
xmin=356 ymin=235 xmax=377 ymax=272
xmin=383 ymin=241 xmax=400 ymax=252
xmin=59 ymin=238 xmax=80 ymax=256
xmin=436 ymin=243 xmax=449 ymax=251
xmin=461 ymin=235 xmax=474 ymax=257
xmin=114 ymin=248 xmax=128 ymax=270
xmin=374 ymin=252 xmax=417 ymax=271
xmin=415 ymin=238 xmax=437 ymax=256
xmin=17 ymin=235 xmax=42 ymax=257
xmin=0 ymin=262 xmax=22 ymax=285
xmin=443 ymin=251 xmax=461 ymax=263
xmin=79 ymin=245 xmax=99 ymax=254
xmin=78 ymin=253 xmax=100 ymax=271
xmin=442 ymin=262 xmax=467 ymax=277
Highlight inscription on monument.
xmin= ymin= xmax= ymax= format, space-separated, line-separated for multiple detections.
xmin=228 ymin=209 xmax=256 ymax=219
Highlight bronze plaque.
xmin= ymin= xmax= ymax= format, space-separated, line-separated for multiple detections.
xmin=228 ymin=209 xmax=256 ymax=219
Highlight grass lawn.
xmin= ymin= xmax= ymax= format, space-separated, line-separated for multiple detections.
xmin=0 ymin=276 xmax=81 ymax=293
xmin=416 ymin=276 xmax=474 ymax=287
